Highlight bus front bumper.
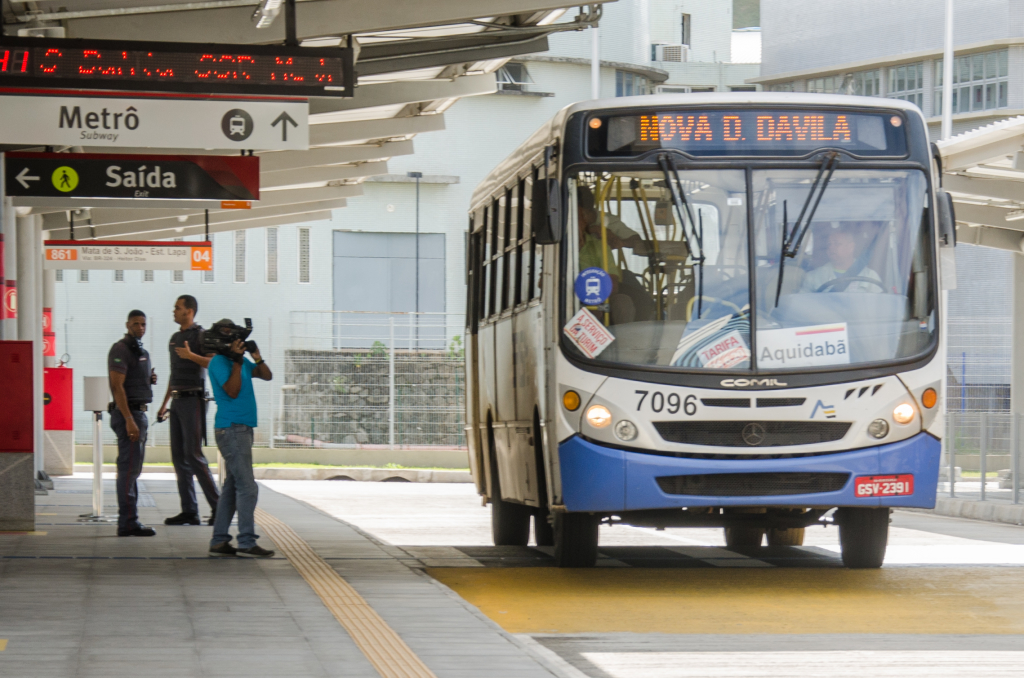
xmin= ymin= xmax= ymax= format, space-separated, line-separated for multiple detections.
xmin=557 ymin=433 xmax=940 ymax=512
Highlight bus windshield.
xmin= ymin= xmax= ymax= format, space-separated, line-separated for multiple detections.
xmin=565 ymin=168 xmax=935 ymax=373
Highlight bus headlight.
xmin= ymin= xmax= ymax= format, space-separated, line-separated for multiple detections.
xmin=893 ymin=403 xmax=915 ymax=424
xmin=614 ymin=420 xmax=638 ymax=441
xmin=586 ymin=405 xmax=612 ymax=428
xmin=867 ymin=419 xmax=889 ymax=439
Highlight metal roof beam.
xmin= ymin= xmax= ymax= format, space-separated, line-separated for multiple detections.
xmin=146 ymin=212 xmax=336 ymax=241
xmin=357 ymin=33 xmax=549 ymax=76
xmin=310 ymin=114 xmax=445 ymax=147
xmin=945 ymin=173 xmax=1024 ymax=202
xmin=47 ymin=199 xmax=348 ymax=240
xmin=261 ymin=160 xmax=388 ymax=189
xmin=957 ymin=224 xmax=1024 ymax=252
xmin=42 ymin=185 xmax=363 ymax=230
xmin=63 ymin=1 xmax=594 ymax=44
xmin=258 ymin=141 xmax=412 ymax=173
xmin=310 ymin=75 xmax=495 ymax=115
xmin=950 ymin=201 xmax=1024 ymax=231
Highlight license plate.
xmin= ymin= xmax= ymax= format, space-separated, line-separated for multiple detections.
xmin=854 ymin=474 xmax=914 ymax=497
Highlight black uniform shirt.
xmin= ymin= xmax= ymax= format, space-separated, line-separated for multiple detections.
xmin=108 ymin=334 xmax=153 ymax=403
xmin=169 ymin=324 xmax=206 ymax=390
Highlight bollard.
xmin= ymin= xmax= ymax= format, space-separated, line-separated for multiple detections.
xmin=79 ymin=376 xmax=114 ymax=523
xmin=92 ymin=412 xmax=103 ymax=517
xmin=980 ymin=411 xmax=988 ymax=502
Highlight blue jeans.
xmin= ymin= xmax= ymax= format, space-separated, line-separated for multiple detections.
xmin=210 ymin=424 xmax=259 ymax=549
xmin=110 ymin=408 xmax=148 ymax=532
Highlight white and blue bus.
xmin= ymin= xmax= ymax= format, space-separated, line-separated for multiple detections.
xmin=464 ymin=94 xmax=957 ymax=568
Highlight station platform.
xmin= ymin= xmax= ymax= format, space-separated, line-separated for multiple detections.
xmin=6 ymin=477 xmax=1024 ymax=677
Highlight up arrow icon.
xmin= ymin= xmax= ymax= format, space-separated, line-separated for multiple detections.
xmin=272 ymin=111 xmax=299 ymax=142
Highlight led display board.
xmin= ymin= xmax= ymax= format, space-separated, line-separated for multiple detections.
xmin=589 ymin=109 xmax=908 ymax=157
xmin=0 ymin=36 xmax=353 ymax=97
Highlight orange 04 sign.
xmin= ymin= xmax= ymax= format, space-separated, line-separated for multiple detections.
xmin=190 ymin=246 xmax=213 ymax=271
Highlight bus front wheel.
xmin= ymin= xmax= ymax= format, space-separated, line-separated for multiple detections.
xmin=553 ymin=513 xmax=599 ymax=567
xmin=837 ymin=507 xmax=890 ymax=569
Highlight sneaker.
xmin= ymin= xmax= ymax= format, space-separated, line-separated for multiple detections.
xmin=236 ymin=545 xmax=275 ymax=558
xmin=208 ymin=541 xmax=237 ymax=558
xmin=164 ymin=512 xmax=202 ymax=526
xmin=118 ymin=525 xmax=157 ymax=537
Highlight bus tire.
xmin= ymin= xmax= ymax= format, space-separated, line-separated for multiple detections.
xmin=554 ymin=513 xmax=599 ymax=567
xmin=489 ymin=435 xmax=531 ymax=547
xmin=534 ymin=512 xmax=555 ymax=546
xmin=724 ymin=527 xmax=765 ymax=548
xmin=767 ymin=527 xmax=805 ymax=546
xmin=837 ymin=507 xmax=889 ymax=569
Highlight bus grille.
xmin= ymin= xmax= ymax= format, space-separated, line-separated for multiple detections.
xmin=656 ymin=472 xmax=850 ymax=497
xmin=653 ymin=421 xmax=851 ymax=447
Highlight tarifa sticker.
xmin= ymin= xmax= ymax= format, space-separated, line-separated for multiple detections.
xmin=574 ymin=267 xmax=613 ymax=306
xmin=696 ymin=329 xmax=750 ymax=369
xmin=756 ymin=322 xmax=850 ymax=368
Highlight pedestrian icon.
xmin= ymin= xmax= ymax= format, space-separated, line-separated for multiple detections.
xmin=51 ymin=166 xmax=79 ymax=193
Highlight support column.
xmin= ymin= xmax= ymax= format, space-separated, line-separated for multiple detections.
xmin=1012 ymin=254 xmax=1024 ymax=493
xmin=17 ymin=214 xmax=44 ymax=483
xmin=1 ymin=198 xmax=15 ymax=341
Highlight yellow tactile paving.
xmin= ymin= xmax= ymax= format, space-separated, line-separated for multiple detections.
xmin=428 ymin=567 xmax=1024 ymax=635
xmin=254 ymin=508 xmax=437 ymax=678
xmin=0 ymin=640 xmax=7 ymax=651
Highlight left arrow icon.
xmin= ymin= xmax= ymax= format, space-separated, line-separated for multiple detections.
xmin=15 ymin=167 xmax=39 ymax=189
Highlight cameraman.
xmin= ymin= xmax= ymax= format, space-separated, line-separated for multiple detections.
xmin=203 ymin=320 xmax=274 ymax=558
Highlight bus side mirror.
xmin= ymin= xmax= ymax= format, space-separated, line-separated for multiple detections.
xmin=532 ymin=178 xmax=562 ymax=245
xmin=937 ymin=190 xmax=957 ymax=247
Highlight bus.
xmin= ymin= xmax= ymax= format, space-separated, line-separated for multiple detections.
xmin=464 ymin=93 xmax=957 ymax=568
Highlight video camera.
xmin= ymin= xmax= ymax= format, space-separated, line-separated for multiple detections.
xmin=202 ymin=318 xmax=258 ymax=359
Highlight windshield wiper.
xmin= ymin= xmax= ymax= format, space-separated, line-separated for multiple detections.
xmin=774 ymin=152 xmax=840 ymax=307
xmin=658 ymin=153 xmax=707 ymax=318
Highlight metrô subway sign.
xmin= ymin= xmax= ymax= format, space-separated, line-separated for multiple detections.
xmin=4 ymin=152 xmax=259 ymax=201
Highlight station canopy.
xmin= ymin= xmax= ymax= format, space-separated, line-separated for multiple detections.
xmin=1 ymin=0 xmax=607 ymax=240
xmin=937 ymin=115 xmax=1024 ymax=253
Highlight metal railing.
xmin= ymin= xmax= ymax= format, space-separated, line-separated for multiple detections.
xmin=946 ymin=411 xmax=1021 ymax=504
xmin=279 ymin=311 xmax=467 ymax=450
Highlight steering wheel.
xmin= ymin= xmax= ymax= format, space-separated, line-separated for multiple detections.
xmin=815 ymin=276 xmax=886 ymax=293
xmin=686 ymin=296 xmax=743 ymax=321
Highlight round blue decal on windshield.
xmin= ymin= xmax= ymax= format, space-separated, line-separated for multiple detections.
xmin=575 ymin=267 xmax=612 ymax=306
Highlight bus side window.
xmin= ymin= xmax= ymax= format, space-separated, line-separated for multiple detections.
xmin=469 ymin=216 xmax=485 ymax=332
xmin=521 ymin=172 xmax=534 ymax=303
xmin=489 ymin=199 xmax=500 ymax=318
xmin=500 ymin=188 xmax=514 ymax=313
xmin=529 ymin=165 xmax=543 ymax=301
xmin=513 ymin=179 xmax=526 ymax=308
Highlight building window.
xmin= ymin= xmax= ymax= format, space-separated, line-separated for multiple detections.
xmin=56 ymin=270 xmax=63 ymax=282
xmin=114 ymin=270 xmax=124 ymax=282
xmin=234 ymin=230 xmax=246 ymax=283
xmin=144 ymin=270 xmax=154 ymax=282
xmin=79 ymin=269 xmax=88 ymax=282
xmin=851 ymin=69 xmax=880 ymax=97
xmin=730 ymin=86 xmax=757 ymax=92
xmin=298 ymin=227 xmax=310 ymax=283
xmin=887 ymin=63 xmax=924 ymax=110
xmin=935 ymin=49 xmax=1008 ymax=116
xmin=496 ymin=63 xmax=534 ymax=93
xmin=770 ymin=82 xmax=794 ymax=92
xmin=680 ymin=13 xmax=691 ymax=46
xmin=806 ymin=75 xmax=844 ymax=94
xmin=616 ymin=70 xmax=649 ymax=97
xmin=266 ymin=227 xmax=279 ymax=283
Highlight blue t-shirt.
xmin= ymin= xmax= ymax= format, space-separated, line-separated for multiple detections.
xmin=208 ymin=354 xmax=258 ymax=429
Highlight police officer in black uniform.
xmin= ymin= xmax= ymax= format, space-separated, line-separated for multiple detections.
xmin=107 ymin=310 xmax=158 ymax=537
xmin=158 ymin=295 xmax=220 ymax=526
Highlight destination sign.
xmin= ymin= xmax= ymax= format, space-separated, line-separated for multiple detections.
xmin=44 ymin=240 xmax=213 ymax=271
xmin=0 ymin=36 xmax=353 ymax=97
xmin=591 ymin=109 xmax=908 ymax=157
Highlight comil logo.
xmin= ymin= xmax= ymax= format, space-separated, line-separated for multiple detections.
xmin=719 ymin=378 xmax=788 ymax=388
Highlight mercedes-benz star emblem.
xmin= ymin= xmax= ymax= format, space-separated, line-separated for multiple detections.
xmin=741 ymin=422 xmax=766 ymax=446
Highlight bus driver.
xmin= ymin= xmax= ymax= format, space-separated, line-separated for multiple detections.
xmin=800 ymin=228 xmax=881 ymax=294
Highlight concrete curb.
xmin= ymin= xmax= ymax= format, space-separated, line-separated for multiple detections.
xmin=74 ymin=464 xmax=473 ymax=483
xmin=906 ymin=497 xmax=1024 ymax=526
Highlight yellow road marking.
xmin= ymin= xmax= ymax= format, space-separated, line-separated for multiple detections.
xmin=0 ymin=531 xmax=46 ymax=536
xmin=428 ymin=567 xmax=1024 ymax=635
xmin=0 ymin=639 xmax=7 ymax=651
xmin=255 ymin=508 xmax=436 ymax=678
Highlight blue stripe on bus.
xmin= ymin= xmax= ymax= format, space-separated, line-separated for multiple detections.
xmin=557 ymin=432 xmax=940 ymax=512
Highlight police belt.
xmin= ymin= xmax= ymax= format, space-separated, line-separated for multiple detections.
xmin=110 ymin=402 xmax=148 ymax=413
xmin=171 ymin=389 xmax=206 ymax=399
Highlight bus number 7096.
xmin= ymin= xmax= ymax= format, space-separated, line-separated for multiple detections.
xmin=635 ymin=390 xmax=697 ymax=415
